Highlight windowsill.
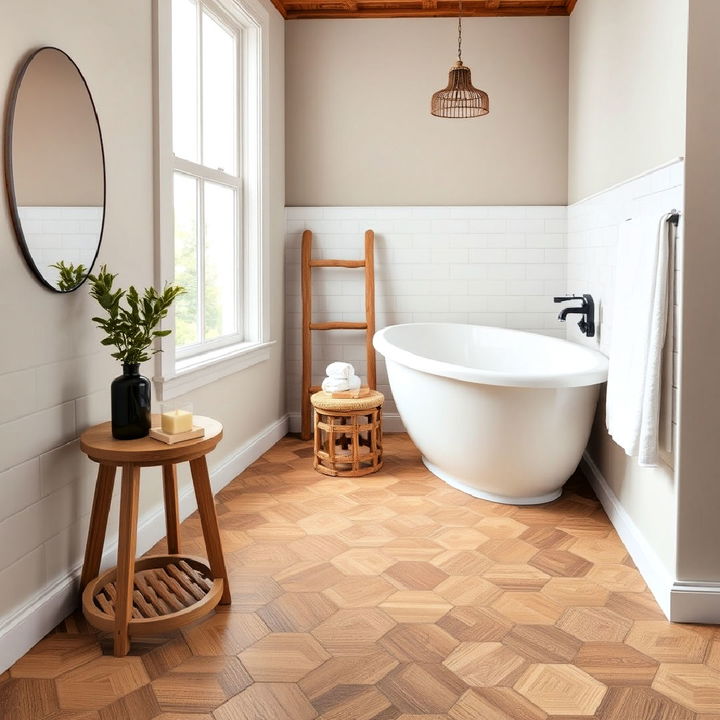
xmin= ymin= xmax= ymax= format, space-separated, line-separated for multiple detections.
xmin=153 ymin=340 xmax=275 ymax=400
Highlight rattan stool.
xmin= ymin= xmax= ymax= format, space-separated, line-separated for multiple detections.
xmin=311 ymin=390 xmax=384 ymax=477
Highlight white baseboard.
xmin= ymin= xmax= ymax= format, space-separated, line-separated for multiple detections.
xmin=288 ymin=411 xmax=406 ymax=434
xmin=581 ymin=451 xmax=674 ymax=618
xmin=0 ymin=414 xmax=289 ymax=673
xmin=670 ymin=581 xmax=720 ymax=623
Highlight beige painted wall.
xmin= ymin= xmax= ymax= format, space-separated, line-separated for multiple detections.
xmin=568 ymin=0 xmax=689 ymax=579
xmin=0 ymin=0 xmax=284 ymax=668
xmin=568 ymin=0 xmax=688 ymax=203
xmin=12 ymin=48 xmax=103 ymax=207
xmin=676 ymin=0 xmax=720 ymax=583
xmin=286 ymin=17 xmax=569 ymax=206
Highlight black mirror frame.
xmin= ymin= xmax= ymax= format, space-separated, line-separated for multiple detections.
xmin=4 ymin=46 xmax=106 ymax=293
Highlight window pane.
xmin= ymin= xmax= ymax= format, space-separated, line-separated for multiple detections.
xmin=174 ymin=172 xmax=200 ymax=347
xmin=172 ymin=0 xmax=198 ymax=162
xmin=204 ymin=181 xmax=236 ymax=340
xmin=202 ymin=10 xmax=236 ymax=175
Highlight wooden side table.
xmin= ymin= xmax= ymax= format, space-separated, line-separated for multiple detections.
xmin=78 ymin=415 xmax=230 ymax=656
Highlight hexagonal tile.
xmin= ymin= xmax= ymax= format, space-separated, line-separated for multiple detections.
xmin=587 ymin=564 xmax=646 ymax=592
xmin=379 ymin=663 xmax=468 ymax=715
xmin=596 ymin=686 xmax=694 ymax=720
xmin=513 ymin=664 xmax=607 ymax=716
xmin=557 ymin=606 xmax=632 ymax=643
xmin=10 ymin=634 xmax=101 ymax=679
xmin=330 ymin=548 xmax=394 ymax=576
xmin=474 ymin=517 xmax=528 ymax=539
xmin=299 ymin=647 xmax=399 ymax=700
xmin=435 ymin=576 xmax=502 ymax=606
xmin=430 ymin=550 xmax=493 ymax=576
xmin=380 ymin=623 xmax=459 ymax=664
xmin=311 ymin=684 xmax=396 ymax=719
xmin=625 ymin=620 xmax=708 ymax=662
xmin=0 ymin=678 xmax=59 ymax=719
xmin=652 ymin=663 xmax=720 ymax=713
xmin=257 ymin=591 xmax=338 ymax=632
xmin=383 ymin=514 xmax=439 ymax=538
xmin=434 ymin=528 xmax=489 ymax=551
xmin=298 ymin=512 xmax=353 ymax=535
xmin=449 ymin=687 xmax=546 ymax=720
xmin=384 ymin=561 xmax=449 ymax=591
xmin=491 ymin=593 xmax=564 ymax=625
xmin=438 ymin=606 xmax=513 ymax=643
xmin=384 ymin=538 xmax=444 ymax=562
xmin=540 ymin=577 xmax=610 ymax=607
xmin=150 ymin=656 xmax=251 ymax=713
xmin=227 ymin=570 xmax=283 ymax=610
xmin=56 ymin=657 xmax=149 ymax=711
xmin=274 ymin=561 xmax=345 ymax=592
xmin=528 ymin=550 xmax=592 ymax=578
xmin=344 ymin=504 xmax=398 ymax=523
xmin=520 ymin=525 xmax=575 ymax=551
xmin=483 ymin=564 xmax=550 ymax=591
xmin=570 ymin=536 xmax=629 ymax=564
xmin=312 ymin=608 xmax=396 ymax=652
xmin=575 ymin=643 xmax=659 ymax=685
xmin=380 ymin=591 xmax=452 ymax=623
xmin=287 ymin=535 xmax=349 ymax=562
xmin=323 ymin=576 xmax=396 ymax=607
xmin=338 ymin=523 xmax=397 ymax=547
xmin=213 ymin=682 xmax=316 ymax=720
xmin=443 ymin=642 xmax=527 ymax=687
xmin=503 ymin=624 xmax=581 ymax=663
xmin=235 ymin=543 xmax=300 ymax=574
xmin=182 ymin=610 xmax=269 ymax=655
xmin=427 ymin=506 xmax=481 ymax=527
xmin=239 ymin=632 xmax=330 ymax=681
xmin=605 ymin=591 xmax=666 ymax=620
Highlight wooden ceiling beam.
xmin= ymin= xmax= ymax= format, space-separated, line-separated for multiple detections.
xmin=279 ymin=0 xmax=576 ymax=18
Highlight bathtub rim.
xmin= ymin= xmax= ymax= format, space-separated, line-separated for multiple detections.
xmin=373 ymin=322 xmax=609 ymax=389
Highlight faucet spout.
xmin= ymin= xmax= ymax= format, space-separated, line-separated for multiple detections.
xmin=553 ymin=294 xmax=596 ymax=337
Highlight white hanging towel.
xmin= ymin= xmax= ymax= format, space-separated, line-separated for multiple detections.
xmin=606 ymin=213 xmax=671 ymax=467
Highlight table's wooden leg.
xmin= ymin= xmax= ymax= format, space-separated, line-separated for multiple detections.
xmin=80 ymin=464 xmax=116 ymax=590
xmin=114 ymin=463 xmax=140 ymax=657
xmin=162 ymin=464 xmax=180 ymax=554
xmin=189 ymin=456 xmax=230 ymax=604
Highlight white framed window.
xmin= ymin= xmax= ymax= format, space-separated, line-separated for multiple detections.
xmin=153 ymin=0 xmax=272 ymax=400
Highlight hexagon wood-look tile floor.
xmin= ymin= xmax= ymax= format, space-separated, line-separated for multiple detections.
xmin=3 ymin=434 xmax=720 ymax=719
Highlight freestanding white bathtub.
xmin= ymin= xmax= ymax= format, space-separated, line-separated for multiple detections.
xmin=373 ymin=323 xmax=609 ymax=504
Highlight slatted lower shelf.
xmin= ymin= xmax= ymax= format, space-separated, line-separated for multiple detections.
xmin=82 ymin=554 xmax=223 ymax=635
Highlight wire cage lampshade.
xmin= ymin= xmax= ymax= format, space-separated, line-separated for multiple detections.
xmin=431 ymin=0 xmax=489 ymax=118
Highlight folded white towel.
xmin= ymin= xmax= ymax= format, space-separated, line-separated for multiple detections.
xmin=348 ymin=374 xmax=361 ymax=390
xmin=606 ymin=213 xmax=671 ymax=467
xmin=326 ymin=362 xmax=354 ymax=379
xmin=322 ymin=376 xmax=350 ymax=393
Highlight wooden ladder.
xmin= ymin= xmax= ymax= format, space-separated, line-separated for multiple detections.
xmin=301 ymin=228 xmax=377 ymax=440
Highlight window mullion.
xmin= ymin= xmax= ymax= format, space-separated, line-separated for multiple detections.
xmin=198 ymin=179 xmax=206 ymax=343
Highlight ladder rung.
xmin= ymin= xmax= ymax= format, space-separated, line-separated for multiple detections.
xmin=309 ymin=322 xmax=368 ymax=331
xmin=310 ymin=259 xmax=365 ymax=268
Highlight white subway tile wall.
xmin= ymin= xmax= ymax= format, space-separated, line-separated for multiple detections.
xmin=566 ymin=159 xmax=683 ymax=464
xmin=285 ymin=206 xmax=568 ymax=428
xmin=17 ymin=206 xmax=103 ymax=283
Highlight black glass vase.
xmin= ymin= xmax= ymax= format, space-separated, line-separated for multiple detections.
xmin=111 ymin=363 xmax=151 ymax=440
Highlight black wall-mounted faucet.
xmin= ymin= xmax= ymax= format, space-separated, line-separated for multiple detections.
xmin=554 ymin=294 xmax=595 ymax=338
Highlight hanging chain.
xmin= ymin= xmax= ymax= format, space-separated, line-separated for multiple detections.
xmin=457 ymin=0 xmax=463 ymax=62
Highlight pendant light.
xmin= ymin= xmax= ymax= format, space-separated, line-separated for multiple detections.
xmin=431 ymin=0 xmax=489 ymax=118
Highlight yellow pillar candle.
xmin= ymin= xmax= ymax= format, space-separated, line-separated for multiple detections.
xmin=161 ymin=409 xmax=193 ymax=434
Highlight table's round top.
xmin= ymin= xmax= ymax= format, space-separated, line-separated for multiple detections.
xmin=80 ymin=415 xmax=223 ymax=466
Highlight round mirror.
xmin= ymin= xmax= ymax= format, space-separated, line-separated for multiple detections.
xmin=5 ymin=47 xmax=105 ymax=293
